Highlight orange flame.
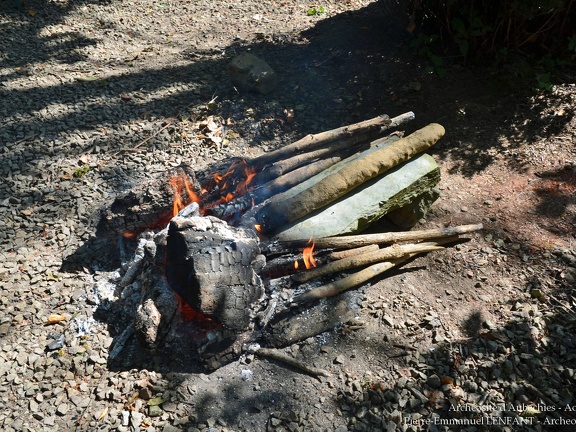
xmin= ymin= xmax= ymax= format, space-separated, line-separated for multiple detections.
xmin=294 ymin=238 xmax=316 ymax=270
xmin=205 ymin=159 xmax=258 ymax=209
xmin=302 ymin=238 xmax=317 ymax=269
xmin=254 ymin=224 xmax=262 ymax=232
xmin=169 ymin=174 xmax=202 ymax=216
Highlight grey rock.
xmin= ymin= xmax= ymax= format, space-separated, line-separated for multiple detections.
xmin=426 ymin=374 xmax=442 ymax=389
xmin=228 ymin=53 xmax=278 ymax=94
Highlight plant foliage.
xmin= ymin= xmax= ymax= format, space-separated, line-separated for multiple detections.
xmin=411 ymin=0 xmax=575 ymax=63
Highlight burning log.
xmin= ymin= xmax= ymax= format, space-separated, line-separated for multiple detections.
xmin=255 ymin=123 xmax=445 ymax=234
xmin=96 ymin=165 xmax=199 ymax=237
xmin=164 ymin=215 xmax=265 ymax=331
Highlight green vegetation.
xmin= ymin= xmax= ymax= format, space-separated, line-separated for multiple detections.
xmin=73 ymin=165 xmax=90 ymax=178
xmin=407 ymin=0 xmax=575 ymax=85
xmin=413 ymin=0 xmax=575 ymax=62
xmin=307 ymin=5 xmax=326 ymax=16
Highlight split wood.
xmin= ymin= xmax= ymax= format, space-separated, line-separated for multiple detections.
xmin=256 ymin=123 xmax=445 ymax=233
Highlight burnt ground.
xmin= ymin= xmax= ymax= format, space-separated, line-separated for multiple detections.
xmin=1 ymin=0 xmax=575 ymax=431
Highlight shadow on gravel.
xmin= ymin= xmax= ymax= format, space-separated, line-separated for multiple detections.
xmin=334 ymin=305 xmax=576 ymax=431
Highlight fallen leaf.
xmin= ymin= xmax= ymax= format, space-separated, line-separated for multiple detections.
xmin=46 ymin=314 xmax=67 ymax=325
xmin=96 ymin=406 xmax=108 ymax=421
xmin=147 ymin=396 xmax=165 ymax=406
xmin=441 ymin=376 xmax=454 ymax=386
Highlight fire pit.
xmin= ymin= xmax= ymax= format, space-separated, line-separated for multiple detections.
xmin=95 ymin=112 xmax=482 ymax=372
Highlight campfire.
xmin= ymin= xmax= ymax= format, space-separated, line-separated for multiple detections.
xmin=98 ymin=112 xmax=482 ymax=372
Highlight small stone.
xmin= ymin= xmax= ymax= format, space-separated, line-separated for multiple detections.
xmin=426 ymin=374 xmax=442 ymax=389
xmin=148 ymin=405 xmax=163 ymax=417
xmin=228 ymin=53 xmax=278 ymax=94
xmin=139 ymin=387 xmax=153 ymax=400
xmin=56 ymin=403 xmax=70 ymax=415
xmin=334 ymin=355 xmax=345 ymax=365
xmin=382 ymin=314 xmax=394 ymax=327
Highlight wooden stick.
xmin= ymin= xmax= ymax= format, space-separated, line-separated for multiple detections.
xmin=292 ymin=254 xmax=416 ymax=305
xmin=329 ymin=244 xmax=380 ymax=260
xmin=255 ymin=123 xmax=445 ymax=234
xmin=293 ymin=241 xmax=451 ymax=283
xmin=254 ymin=347 xmax=329 ymax=377
xmin=250 ymin=114 xmax=393 ymax=169
xmin=269 ymin=223 xmax=483 ymax=251
xmin=252 ymin=139 xmax=370 ymax=185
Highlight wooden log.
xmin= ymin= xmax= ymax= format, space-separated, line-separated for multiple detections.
xmin=96 ymin=165 xmax=199 ymax=237
xmin=255 ymin=123 xmax=445 ymax=234
xmin=272 ymin=153 xmax=440 ymax=240
xmin=329 ymin=244 xmax=379 ymax=260
xmin=292 ymin=240 xmax=453 ymax=283
xmin=292 ymin=254 xmax=416 ymax=305
xmin=266 ymin=223 xmax=483 ymax=252
xmin=164 ymin=216 xmax=265 ymax=331
xmin=252 ymin=139 xmax=371 ymax=186
xmin=250 ymin=114 xmax=393 ymax=169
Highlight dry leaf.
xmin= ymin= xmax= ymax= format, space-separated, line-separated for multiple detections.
xmin=46 ymin=314 xmax=67 ymax=325
xmin=96 ymin=406 xmax=108 ymax=421
xmin=441 ymin=376 xmax=454 ymax=386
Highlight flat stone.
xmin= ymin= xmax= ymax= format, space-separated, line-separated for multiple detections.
xmin=273 ymin=137 xmax=440 ymax=240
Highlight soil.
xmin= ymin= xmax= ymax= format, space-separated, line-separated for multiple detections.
xmin=1 ymin=0 xmax=575 ymax=431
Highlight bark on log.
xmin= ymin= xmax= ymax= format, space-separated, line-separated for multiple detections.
xmin=251 ymin=114 xmax=393 ymax=169
xmin=251 ymin=139 xmax=371 ymax=186
xmin=292 ymin=241 xmax=452 ymax=283
xmin=266 ymin=223 xmax=483 ymax=252
xmin=292 ymin=254 xmax=416 ymax=305
xmin=256 ymin=123 xmax=445 ymax=234
xmin=329 ymin=244 xmax=379 ymax=260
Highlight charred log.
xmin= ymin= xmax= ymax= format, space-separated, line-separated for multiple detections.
xmin=164 ymin=215 xmax=265 ymax=331
xmin=96 ymin=165 xmax=199 ymax=237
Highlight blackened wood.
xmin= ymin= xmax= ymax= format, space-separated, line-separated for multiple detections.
xmin=96 ymin=165 xmax=198 ymax=237
xmin=255 ymin=123 xmax=445 ymax=234
xmin=266 ymin=292 xmax=357 ymax=347
xmin=164 ymin=216 xmax=264 ymax=331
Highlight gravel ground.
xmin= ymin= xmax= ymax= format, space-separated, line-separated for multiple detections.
xmin=2 ymin=0 xmax=576 ymax=431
